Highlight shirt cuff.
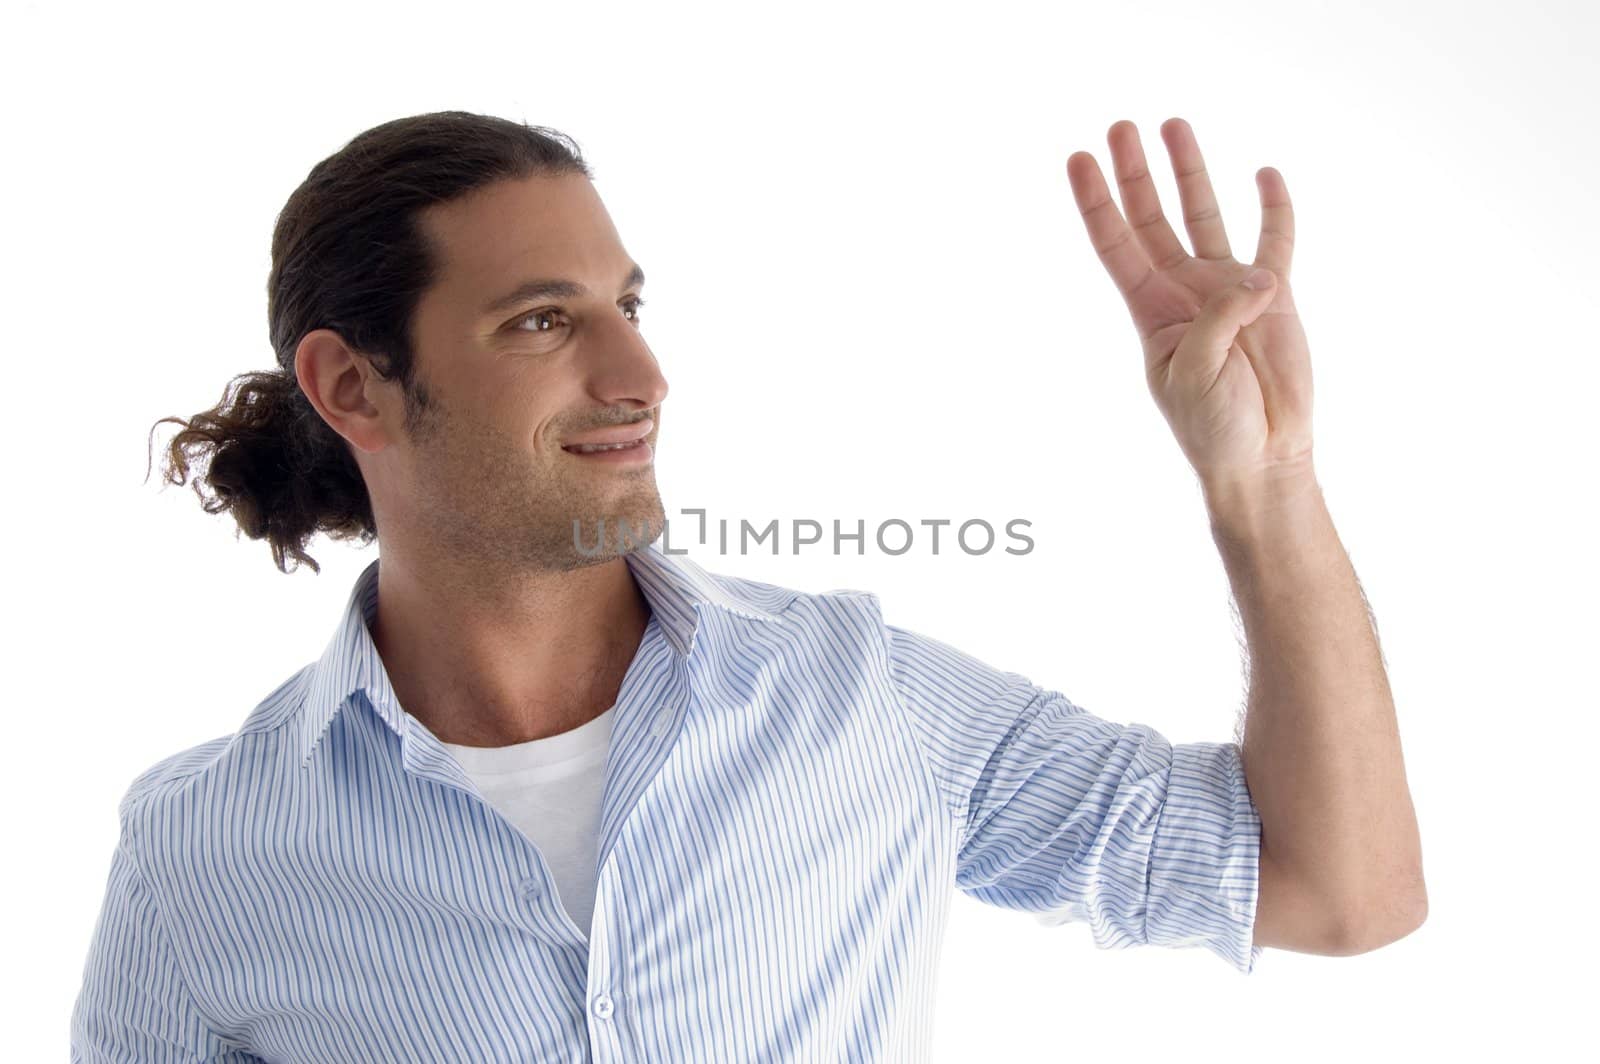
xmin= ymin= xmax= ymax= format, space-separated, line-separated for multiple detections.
xmin=1144 ymin=741 xmax=1265 ymax=974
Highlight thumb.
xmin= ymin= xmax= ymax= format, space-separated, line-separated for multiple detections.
xmin=1203 ymin=267 xmax=1278 ymax=334
xmin=1170 ymin=267 xmax=1278 ymax=384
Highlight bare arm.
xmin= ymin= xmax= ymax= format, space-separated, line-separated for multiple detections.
xmin=1205 ymin=470 xmax=1427 ymax=954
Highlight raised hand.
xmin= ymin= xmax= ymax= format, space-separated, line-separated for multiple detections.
xmin=1066 ymin=118 xmax=1314 ymax=495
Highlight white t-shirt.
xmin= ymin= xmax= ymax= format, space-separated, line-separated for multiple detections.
xmin=439 ymin=705 xmax=615 ymax=936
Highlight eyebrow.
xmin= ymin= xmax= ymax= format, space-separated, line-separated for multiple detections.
xmin=480 ymin=262 xmax=646 ymax=316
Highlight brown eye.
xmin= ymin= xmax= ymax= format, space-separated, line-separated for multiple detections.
xmin=514 ymin=309 xmax=563 ymax=333
xmin=512 ymin=297 xmax=646 ymax=333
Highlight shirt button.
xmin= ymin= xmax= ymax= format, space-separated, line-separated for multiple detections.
xmin=650 ymin=717 xmax=669 ymax=738
xmin=591 ymin=992 xmax=614 ymax=1019
xmin=518 ymin=877 xmax=542 ymax=898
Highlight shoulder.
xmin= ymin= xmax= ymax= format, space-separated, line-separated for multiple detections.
xmin=724 ymin=567 xmax=889 ymax=632
xmin=117 ymin=734 xmax=235 ymax=819
xmin=116 ymin=664 xmax=315 ymax=828
xmin=677 ymin=560 xmax=895 ymax=671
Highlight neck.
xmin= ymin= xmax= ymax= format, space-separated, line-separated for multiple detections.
xmin=369 ymin=551 xmax=651 ymax=748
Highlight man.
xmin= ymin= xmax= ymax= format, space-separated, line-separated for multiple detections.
xmin=73 ymin=111 xmax=1425 ymax=1061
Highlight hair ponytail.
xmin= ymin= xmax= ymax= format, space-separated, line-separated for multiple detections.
xmin=146 ymin=367 xmax=373 ymax=575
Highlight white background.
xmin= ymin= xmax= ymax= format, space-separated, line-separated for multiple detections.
xmin=6 ymin=0 xmax=1596 ymax=1059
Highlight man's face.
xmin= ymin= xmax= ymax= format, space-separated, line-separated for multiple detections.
xmin=368 ymin=172 xmax=669 ymax=572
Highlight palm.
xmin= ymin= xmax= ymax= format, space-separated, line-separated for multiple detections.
xmin=1067 ymin=119 xmax=1314 ymax=485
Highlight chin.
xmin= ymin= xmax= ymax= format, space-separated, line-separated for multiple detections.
xmin=565 ymin=500 xmax=665 ymax=559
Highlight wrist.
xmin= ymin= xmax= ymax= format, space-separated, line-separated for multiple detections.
xmin=1200 ymin=458 xmax=1325 ymax=548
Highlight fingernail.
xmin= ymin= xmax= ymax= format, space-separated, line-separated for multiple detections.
xmin=1241 ymin=268 xmax=1273 ymax=290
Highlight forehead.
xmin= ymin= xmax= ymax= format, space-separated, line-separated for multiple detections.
xmin=419 ymin=173 xmax=627 ymax=291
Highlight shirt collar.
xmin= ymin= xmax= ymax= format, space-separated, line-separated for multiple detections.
xmin=295 ymin=540 xmax=793 ymax=767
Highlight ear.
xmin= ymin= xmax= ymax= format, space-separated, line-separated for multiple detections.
xmin=294 ymin=329 xmax=394 ymax=456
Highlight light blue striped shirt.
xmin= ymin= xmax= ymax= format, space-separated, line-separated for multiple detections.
xmin=72 ymin=542 xmax=1263 ymax=1062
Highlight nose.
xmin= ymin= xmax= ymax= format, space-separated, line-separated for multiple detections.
xmin=583 ymin=312 xmax=669 ymax=411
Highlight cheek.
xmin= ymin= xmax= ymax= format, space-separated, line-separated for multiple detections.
xmin=479 ymin=363 xmax=586 ymax=453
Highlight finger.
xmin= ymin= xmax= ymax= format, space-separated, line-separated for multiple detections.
xmin=1160 ymin=118 xmax=1232 ymax=261
xmin=1066 ymin=150 xmax=1156 ymax=304
xmin=1108 ymin=120 xmax=1189 ymax=271
xmin=1252 ymin=167 xmax=1295 ymax=281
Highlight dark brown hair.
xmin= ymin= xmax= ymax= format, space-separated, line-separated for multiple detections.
xmin=145 ymin=111 xmax=594 ymax=574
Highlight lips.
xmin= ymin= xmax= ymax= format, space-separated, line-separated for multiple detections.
xmin=561 ymin=419 xmax=653 ymax=453
xmin=565 ymin=438 xmax=647 ymax=455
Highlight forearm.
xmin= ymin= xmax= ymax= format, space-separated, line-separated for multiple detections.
xmin=1203 ymin=467 xmax=1426 ymax=943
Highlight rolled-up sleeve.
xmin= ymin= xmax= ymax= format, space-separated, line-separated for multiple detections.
xmin=71 ymin=814 xmax=261 ymax=1062
xmin=881 ymin=617 xmax=1265 ymax=975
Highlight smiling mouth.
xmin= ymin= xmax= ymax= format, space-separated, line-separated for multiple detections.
xmin=562 ymin=438 xmax=649 ymax=455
